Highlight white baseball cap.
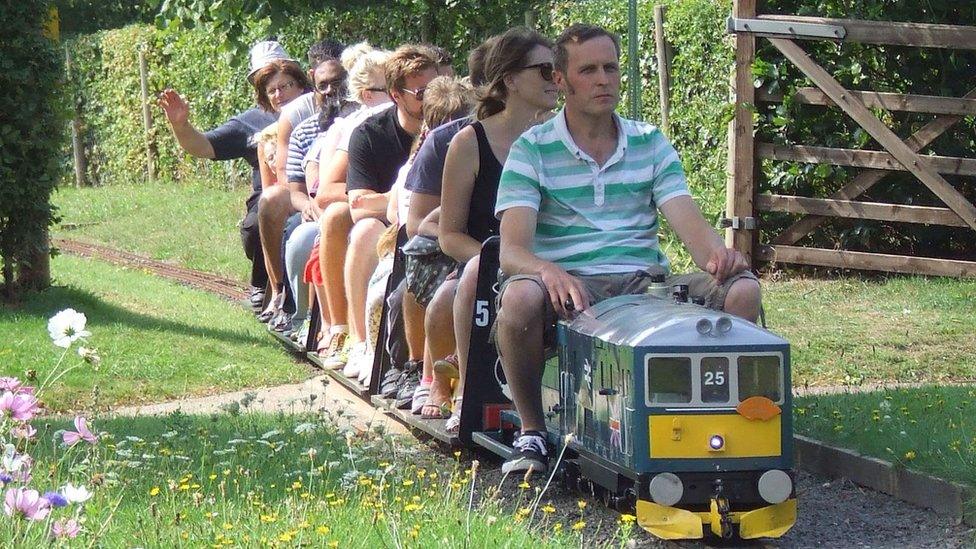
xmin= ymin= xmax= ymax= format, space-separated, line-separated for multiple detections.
xmin=247 ymin=41 xmax=297 ymax=83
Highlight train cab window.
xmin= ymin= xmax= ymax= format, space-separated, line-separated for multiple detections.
xmin=699 ymin=357 xmax=730 ymax=403
xmin=647 ymin=357 xmax=692 ymax=404
xmin=737 ymin=355 xmax=783 ymax=402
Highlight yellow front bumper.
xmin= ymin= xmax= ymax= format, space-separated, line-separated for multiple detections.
xmin=636 ymin=498 xmax=797 ymax=540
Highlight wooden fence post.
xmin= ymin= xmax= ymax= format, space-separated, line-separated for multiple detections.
xmin=524 ymin=10 xmax=537 ymax=29
xmin=653 ymin=4 xmax=671 ymax=135
xmin=66 ymin=48 xmax=86 ymax=188
xmin=728 ymin=0 xmax=757 ymax=262
xmin=139 ymin=47 xmax=156 ymax=182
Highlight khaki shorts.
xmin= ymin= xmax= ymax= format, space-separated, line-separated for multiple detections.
xmin=494 ymin=267 xmax=758 ymax=349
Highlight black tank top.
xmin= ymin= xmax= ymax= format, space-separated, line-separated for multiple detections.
xmin=466 ymin=121 xmax=503 ymax=244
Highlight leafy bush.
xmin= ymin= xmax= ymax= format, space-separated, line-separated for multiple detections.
xmin=0 ymin=0 xmax=66 ymax=296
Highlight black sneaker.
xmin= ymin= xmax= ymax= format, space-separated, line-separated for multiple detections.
xmin=382 ymin=360 xmax=419 ymax=399
xmin=502 ymin=431 xmax=549 ymax=475
xmin=248 ymin=286 xmax=266 ymax=314
xmin=395 ymin=372 xmax=420 ymax=409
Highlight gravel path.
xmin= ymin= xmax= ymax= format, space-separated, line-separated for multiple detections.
xmin=63 ymin=239 xmax=975 ymax=547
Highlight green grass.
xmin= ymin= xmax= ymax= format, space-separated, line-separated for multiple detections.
xmin=53 ymin=179 xmax=252 ymax=282
xmin=764 ymin=275 xmax=976 ymax=386
xmin=795 ymin=386 xmax=976 ymax=486
xmin=0 ymin=412 xmax=618 ymax=547
xmin=0 ymin=254 xmax=305 ymax=413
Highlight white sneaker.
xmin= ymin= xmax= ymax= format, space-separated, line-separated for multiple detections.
xmin=343 ymin=342 xmax=367 ymax=378
xmin=358 ymin=345 xmax=375 ymax=386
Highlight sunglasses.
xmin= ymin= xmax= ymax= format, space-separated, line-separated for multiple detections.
xmin=401 ymin=86 xmax=427 ymax=102
xmin=521 ymin=62 xmax=554 ymax=82
xmin=365 ymin=87 xmax=388 ymax=93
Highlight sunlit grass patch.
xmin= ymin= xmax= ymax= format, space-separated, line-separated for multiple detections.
xmin=0 ymin=255 xmax=303 ymax=412
xmin=5 ymin=412 xmax=619 ymax=547
xmin=795 ymin=385 xmax=976 ymax=485
xmin=53 ymin=179 xmax=251 ymax=282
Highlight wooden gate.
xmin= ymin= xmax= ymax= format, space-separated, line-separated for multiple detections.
xmin=726 ymin=0 xmax=976 ymax=277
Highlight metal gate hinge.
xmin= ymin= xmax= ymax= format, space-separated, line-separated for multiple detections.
xmin=726 ymin=16 xmax=847 ymax=40
xmin=717 ymin=216 xmax=756 ymax=230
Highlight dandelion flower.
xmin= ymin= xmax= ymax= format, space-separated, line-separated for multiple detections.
xmin=48 ymin=309 xmax=91 ymax=348
xmin=572 ymin=520 xmax=586 ymax=531
xmin=316 ymin=525 xmax=330 ymax=535
xmin=149 ymin=487 xmax=160 ymax=497
xmin=620 ymin=513 xmax=636 ymax=523
xmin=904 ymin=450 xmax=917 ymax=461
xmin=541 ymin=504 xmax=556 ymax=514
xmin=577 ymin=500 xmax=587 ymax=510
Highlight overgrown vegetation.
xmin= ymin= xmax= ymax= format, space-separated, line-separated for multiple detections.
xmin=795 ymin=386 xmax=976 ymax=485
xmin=0 ymin=0 xmax=66 ymax=297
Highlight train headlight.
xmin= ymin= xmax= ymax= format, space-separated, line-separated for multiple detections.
xmin=696 ymin=318 xmax=713 ymax=335
xmin=708 ymin=434 xmax=725 ymax=451
xmin=715 ymin=316 xmax=733 ymax=334
xmin=648 ymin=472 xmax=683 ymax=506
xmin=758 ymin=469 xmax=792 ymax=504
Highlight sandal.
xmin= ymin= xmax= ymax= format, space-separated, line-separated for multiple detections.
xmin=433 ymin=354 xmax=459 ymax=380
xmin=445 ymin=397 xmax=463 ymax=434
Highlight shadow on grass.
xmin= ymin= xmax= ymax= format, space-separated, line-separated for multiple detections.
xmin=1 ymin=284 xmax=271 ymax=349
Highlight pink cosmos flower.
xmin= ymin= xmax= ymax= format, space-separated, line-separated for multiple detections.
xmin=3 ymin=487 xmax=50 ymax=521
xmin=51 ymin=518 xmax=81 ymax=539
xmin=0 ymin=391 xmax=39 ymax=421
xmin=10 ymin=423 xmax=36 ymax=441
xmin=62 ymin=416 xmax=98 ymax=446
xmin=0 ymin=377 xmax=22 ymax=392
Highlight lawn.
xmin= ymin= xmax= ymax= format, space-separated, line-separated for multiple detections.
xmin=0 ymin=254 xmax=306 ymax=413
xmin=54 ymin=179 xmax=252 ymax=282
xmin=0 ymin=412 xmax=615 ymax=547
xmin=795 ymin=385 xmax=976 ymax=486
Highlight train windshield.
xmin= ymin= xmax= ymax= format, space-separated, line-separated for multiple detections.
xmin=646 ymin=357 xmax=692 ymax=403
xmin=737 ymin=355 xmax=783 ymax=402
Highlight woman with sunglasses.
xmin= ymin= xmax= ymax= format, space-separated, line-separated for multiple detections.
xmin=422 ymin=27 xmax=557 ymax=425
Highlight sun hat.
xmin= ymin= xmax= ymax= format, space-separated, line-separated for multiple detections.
xmin=247 ymin=40 xmax=297 ymax=83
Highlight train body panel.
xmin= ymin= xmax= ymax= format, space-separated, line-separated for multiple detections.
xmin=546 ymin=293 xmax=796 ymax=539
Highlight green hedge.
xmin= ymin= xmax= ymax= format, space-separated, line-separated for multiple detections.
xmin=1 ymin=0 xmax=66 ymax=295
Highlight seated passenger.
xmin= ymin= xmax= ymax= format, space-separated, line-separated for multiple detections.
xmin=494 ymin=24 xmax=760 ymax=475
xmin=157 ymin=40 xmax=303 ymax=314
xmin=425 ymin=28 xmax=557 ymax=426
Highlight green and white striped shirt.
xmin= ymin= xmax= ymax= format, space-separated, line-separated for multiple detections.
xmin=495 ymin=109 xmax=690 ymax=275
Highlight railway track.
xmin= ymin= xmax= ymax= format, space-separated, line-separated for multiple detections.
xmin=54 ymin=238 xmax=248 ymax=302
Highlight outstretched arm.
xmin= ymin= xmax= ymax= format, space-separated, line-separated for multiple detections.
xmin=660 ymin=195 xmax=749 ymax=282
xmin=157 ymin=89 xmax=214 ymax=159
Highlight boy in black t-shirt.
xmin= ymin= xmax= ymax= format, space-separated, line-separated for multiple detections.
xmin=336 ymin=45 xmax=438 ymax=378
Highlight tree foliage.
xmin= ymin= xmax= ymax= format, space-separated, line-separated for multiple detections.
xmin=0 ymin=0 xmax=66 ymax=297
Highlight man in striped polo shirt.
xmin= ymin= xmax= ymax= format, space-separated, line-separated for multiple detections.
xmin=494 ymin=24 xmax=760 ymax=474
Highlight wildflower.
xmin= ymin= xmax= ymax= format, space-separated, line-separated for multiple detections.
xmin=620 ymin=514 xmax=636 ymax=524
xmin=316 ymin=525 xmax=330 ymax=535
xmin=3 ymin=488 xmax=51 ymax=520
xmin=541 ymin=504 xmax=556 ymax=514
xmin=553 ymin=522 xmax=563 ymax=532
xmin=11 ymin=423 xmax=36 ymax=441
xmin=48 ymin=309 xmax=91 ymax=348
xmin=577 ymin=500 xmax=587 ymax=510
xmin=149 ymin=486 xmax=160 ymax=497
xmin=60 ymin=483 xmax=92 ymax=504
xmin=63 ymin=416 xmax=98 ymax=446
xmin=77 ymin=346 xmax=101 ymax=367
xmin=572 ymin=520 xmax=586 ymax=531
xmin=904 ymin=450 xmax=917 ymax=461
xmin=51 ymin=518 xmax=81 ymax=539
xmin=328 ymin=542 xmax=339 ymax=548
xmin=518 ymin=481 xmax=530 ymax=490
xmin=486 ymin=515 xmax=497 ymax=525
xmin=0 ymin=391 xmax=39 ymax=421
xmin=278 ymin=532 xmax=293 ymax=542
xmin=0 ymin=378 xmax=23 ymax=393
xmin=43 ymin=491 xmax=68 ymax=508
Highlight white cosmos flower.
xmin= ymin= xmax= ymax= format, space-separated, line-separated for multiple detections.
xmin=47 ymin=309 xmax=91 ymax=348
xmin=59 ymin=483 xmax=92 ymax=504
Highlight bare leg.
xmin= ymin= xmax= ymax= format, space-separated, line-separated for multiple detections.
xmin=257 ymin=185 xmax=294 ymax=294
xmin=320 ymin=202 xmax=352 ymax=330
xmin=425 ymin=278 xmax=458 ymax=366
xmin=452 ymin=256 xmax=480 ymax=394
xmin=403 ymin=291 xmax=427 ymax=362
xmin=723 ymin=278 xmax=761 ymax=322
xmin=495 ymin=279 xmax=548 ymax=432
xmin=345 ymin=219 xmax=383 ymax=343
